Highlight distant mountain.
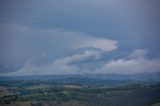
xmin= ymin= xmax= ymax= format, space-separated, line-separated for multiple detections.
xmin=0 ymin=72 xmax=160 ymax=82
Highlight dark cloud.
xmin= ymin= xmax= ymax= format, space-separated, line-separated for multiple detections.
xmin=0 ymin=0 xmax=160 ymax=75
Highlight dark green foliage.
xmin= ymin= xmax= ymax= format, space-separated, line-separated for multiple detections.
xmin=30 ymin=102 xmax=43 ymax=106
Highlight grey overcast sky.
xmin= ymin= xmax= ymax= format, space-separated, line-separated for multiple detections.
xmin=0 ymin=0 xmax=160 ymax=76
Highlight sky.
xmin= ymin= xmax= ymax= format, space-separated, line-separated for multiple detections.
xmin=0 ymin=0 xmax=160 ymax=76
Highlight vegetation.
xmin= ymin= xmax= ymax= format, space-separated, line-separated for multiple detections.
xmin=0 ymin=79 xmax=160 ymax=106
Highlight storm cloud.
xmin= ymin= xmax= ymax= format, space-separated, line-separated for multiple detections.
xmin=0 ymin=0 xmax=160 ymax=75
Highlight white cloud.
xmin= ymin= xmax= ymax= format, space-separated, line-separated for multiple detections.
xmin=95 ymin=49 xmax=160 ymax=74
xmin=73 ymin=38 xmax=117 ymax=52
xmin=54 ymin=50 xmax=101 ymax=64
xmin=2 ymin=49 xmax=160 ymax=76
xmin=127 ymin=49 xmax=147 ymax=59
xmin=3 ymin=50 xmax=101 ymax=76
